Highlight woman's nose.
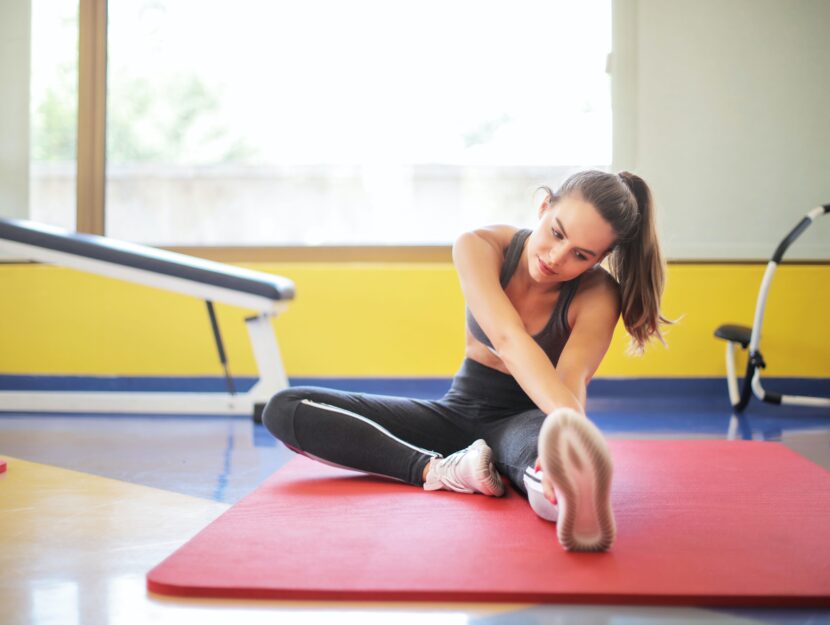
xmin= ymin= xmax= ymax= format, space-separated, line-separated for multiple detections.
xmin=548 ymin=244 xmax=567 ymax=267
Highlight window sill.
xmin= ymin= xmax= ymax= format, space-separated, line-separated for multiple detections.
xmin=163 ymin=245 xmax=454 ymax=264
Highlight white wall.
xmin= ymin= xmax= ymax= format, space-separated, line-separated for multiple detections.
xmin=0 ymin=1 xmax=31 ymax=220
xmin=613 ymin=0 xmax=830 ymax=260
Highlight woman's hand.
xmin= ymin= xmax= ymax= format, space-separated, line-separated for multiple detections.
xmin=534 ymin=456 xmax=557 ymax=505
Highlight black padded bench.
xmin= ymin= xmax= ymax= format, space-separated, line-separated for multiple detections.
xmin=0 ymin=217 xmax=295 ymax=419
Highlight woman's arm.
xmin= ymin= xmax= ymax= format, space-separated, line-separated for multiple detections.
xmin=534 ymin=278 xmax=620 ymax=504
xmin=552 ymin=277 xmax=621 ymax=410
xmin=453 ymin=228 xmax=619 ymax=416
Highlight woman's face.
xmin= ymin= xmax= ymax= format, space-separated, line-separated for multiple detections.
xmin=526 ymin=194 xmax=617 ymax=285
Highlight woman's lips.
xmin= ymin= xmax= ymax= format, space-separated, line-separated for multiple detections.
xmin=537 ymin=257 xmax=557 ymax=276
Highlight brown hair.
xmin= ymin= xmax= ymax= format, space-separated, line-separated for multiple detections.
xmin=540 ymin=170 xmax=672 ymax=353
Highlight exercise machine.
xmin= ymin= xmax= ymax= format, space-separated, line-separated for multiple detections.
xmin=714 ymin=204 xmax=830 ymax=437
xmin=0 ymin=217 xmax=294 ymax=419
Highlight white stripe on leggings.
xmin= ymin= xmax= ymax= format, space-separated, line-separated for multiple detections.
xmin=300 ymin=450 xmax=411 ymax=484
xmin=299 ymin=398 xmax=442 ymax=459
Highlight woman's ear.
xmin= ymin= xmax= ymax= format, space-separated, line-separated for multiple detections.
xmin=597 ymin=247 xmax=614 ymax=267
xmin=537 ymin=195 xmax=552 ymax=219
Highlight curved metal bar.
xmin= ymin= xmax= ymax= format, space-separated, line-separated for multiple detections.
xmin=749 ymin=206 xmax=828 ymax=354
xmin=772 ymin=217 xmax=811 ymax=263
xmin=773 ymin=205 xmax=828 ymax=263
xmin=748 ymin=262 xmax=776 ymax=353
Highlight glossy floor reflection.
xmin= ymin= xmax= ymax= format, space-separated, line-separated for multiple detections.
xmin=1 ymin=390 xmax=829 ymax=625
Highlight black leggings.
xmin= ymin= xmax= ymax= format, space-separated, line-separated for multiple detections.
xmin=262 ymin=358 xmax=546 ymax=495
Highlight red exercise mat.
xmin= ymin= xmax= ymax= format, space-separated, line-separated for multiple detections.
xmin=147 ymin=440 xmax=830 ymax=606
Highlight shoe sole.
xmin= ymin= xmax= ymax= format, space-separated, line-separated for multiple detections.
xmin=538 ymin=409 xmax=615 ymax=552
xmin=471 ymin=440 xmax=505 ymax=497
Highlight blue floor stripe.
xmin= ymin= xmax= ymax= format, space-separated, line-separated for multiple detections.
xmin=1 ymin=374 xmax=827 ymax=398
xmin=1 ymin=375 xmax=827 ymax=437
xmin=0 ymin=374 xmax=259 ymax=393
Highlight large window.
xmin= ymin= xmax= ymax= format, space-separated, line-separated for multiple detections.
xmin=103 ymin=0 xmax=611 ymax=245
xmin=21 ymin=1 xmax=611 ymax=246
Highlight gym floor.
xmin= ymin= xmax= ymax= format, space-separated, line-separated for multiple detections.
xmin=1 ymin=385 xmax=829 ymax=625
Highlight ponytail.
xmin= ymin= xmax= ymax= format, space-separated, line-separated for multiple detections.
xmin=613 ymin=171 xmax=672 ymax=353
xmin=548 ymin=170 xmax=672 ymax=354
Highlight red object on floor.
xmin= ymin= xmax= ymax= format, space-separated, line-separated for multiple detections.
xmin=0 ymin=460 xmax=6 ymax=473
xmin=147 ymin=440 xmax=830 ymax=606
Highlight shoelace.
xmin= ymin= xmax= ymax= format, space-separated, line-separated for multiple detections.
xmin=438 ymin=445 xmax=477 ymax=491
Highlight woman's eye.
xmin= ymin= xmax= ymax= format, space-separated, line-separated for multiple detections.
xmin=551 ymin=229 xmax=563 ymax=239
xmin=575 ymin=251 xmax=586 ymax=261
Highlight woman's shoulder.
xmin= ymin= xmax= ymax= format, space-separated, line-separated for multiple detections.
xmin=565 ymin=266 xmax=621 ymax=330
xmin=458 ymin=224 xmax=522 ymax=254
xmin=573 ymin=265 xmax=621 ymax=307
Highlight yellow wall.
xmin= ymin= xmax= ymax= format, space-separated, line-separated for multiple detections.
xmin=0 ymin=263 xmax=828 ymax=378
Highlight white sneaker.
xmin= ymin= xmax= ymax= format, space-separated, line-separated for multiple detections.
xmin=523 ymin=466 xmax=559 ymax=522
xmin=538 ymin=408 xmax=616 ymax=552
xmin=423 ymin=439 xmax=504 ymax=496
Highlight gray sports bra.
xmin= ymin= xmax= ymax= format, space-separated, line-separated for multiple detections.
xmin=466 ymin=229 xmax=581 ymax=366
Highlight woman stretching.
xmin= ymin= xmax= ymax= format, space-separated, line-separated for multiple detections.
xmin=263 ymin=170 xmax=670 ymax=552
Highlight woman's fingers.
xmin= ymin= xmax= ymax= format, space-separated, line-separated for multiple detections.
xmin=534 ymin=456 xmax=556 ymax=504
xmin=542 ymin=474 xmax=557 ymax=505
